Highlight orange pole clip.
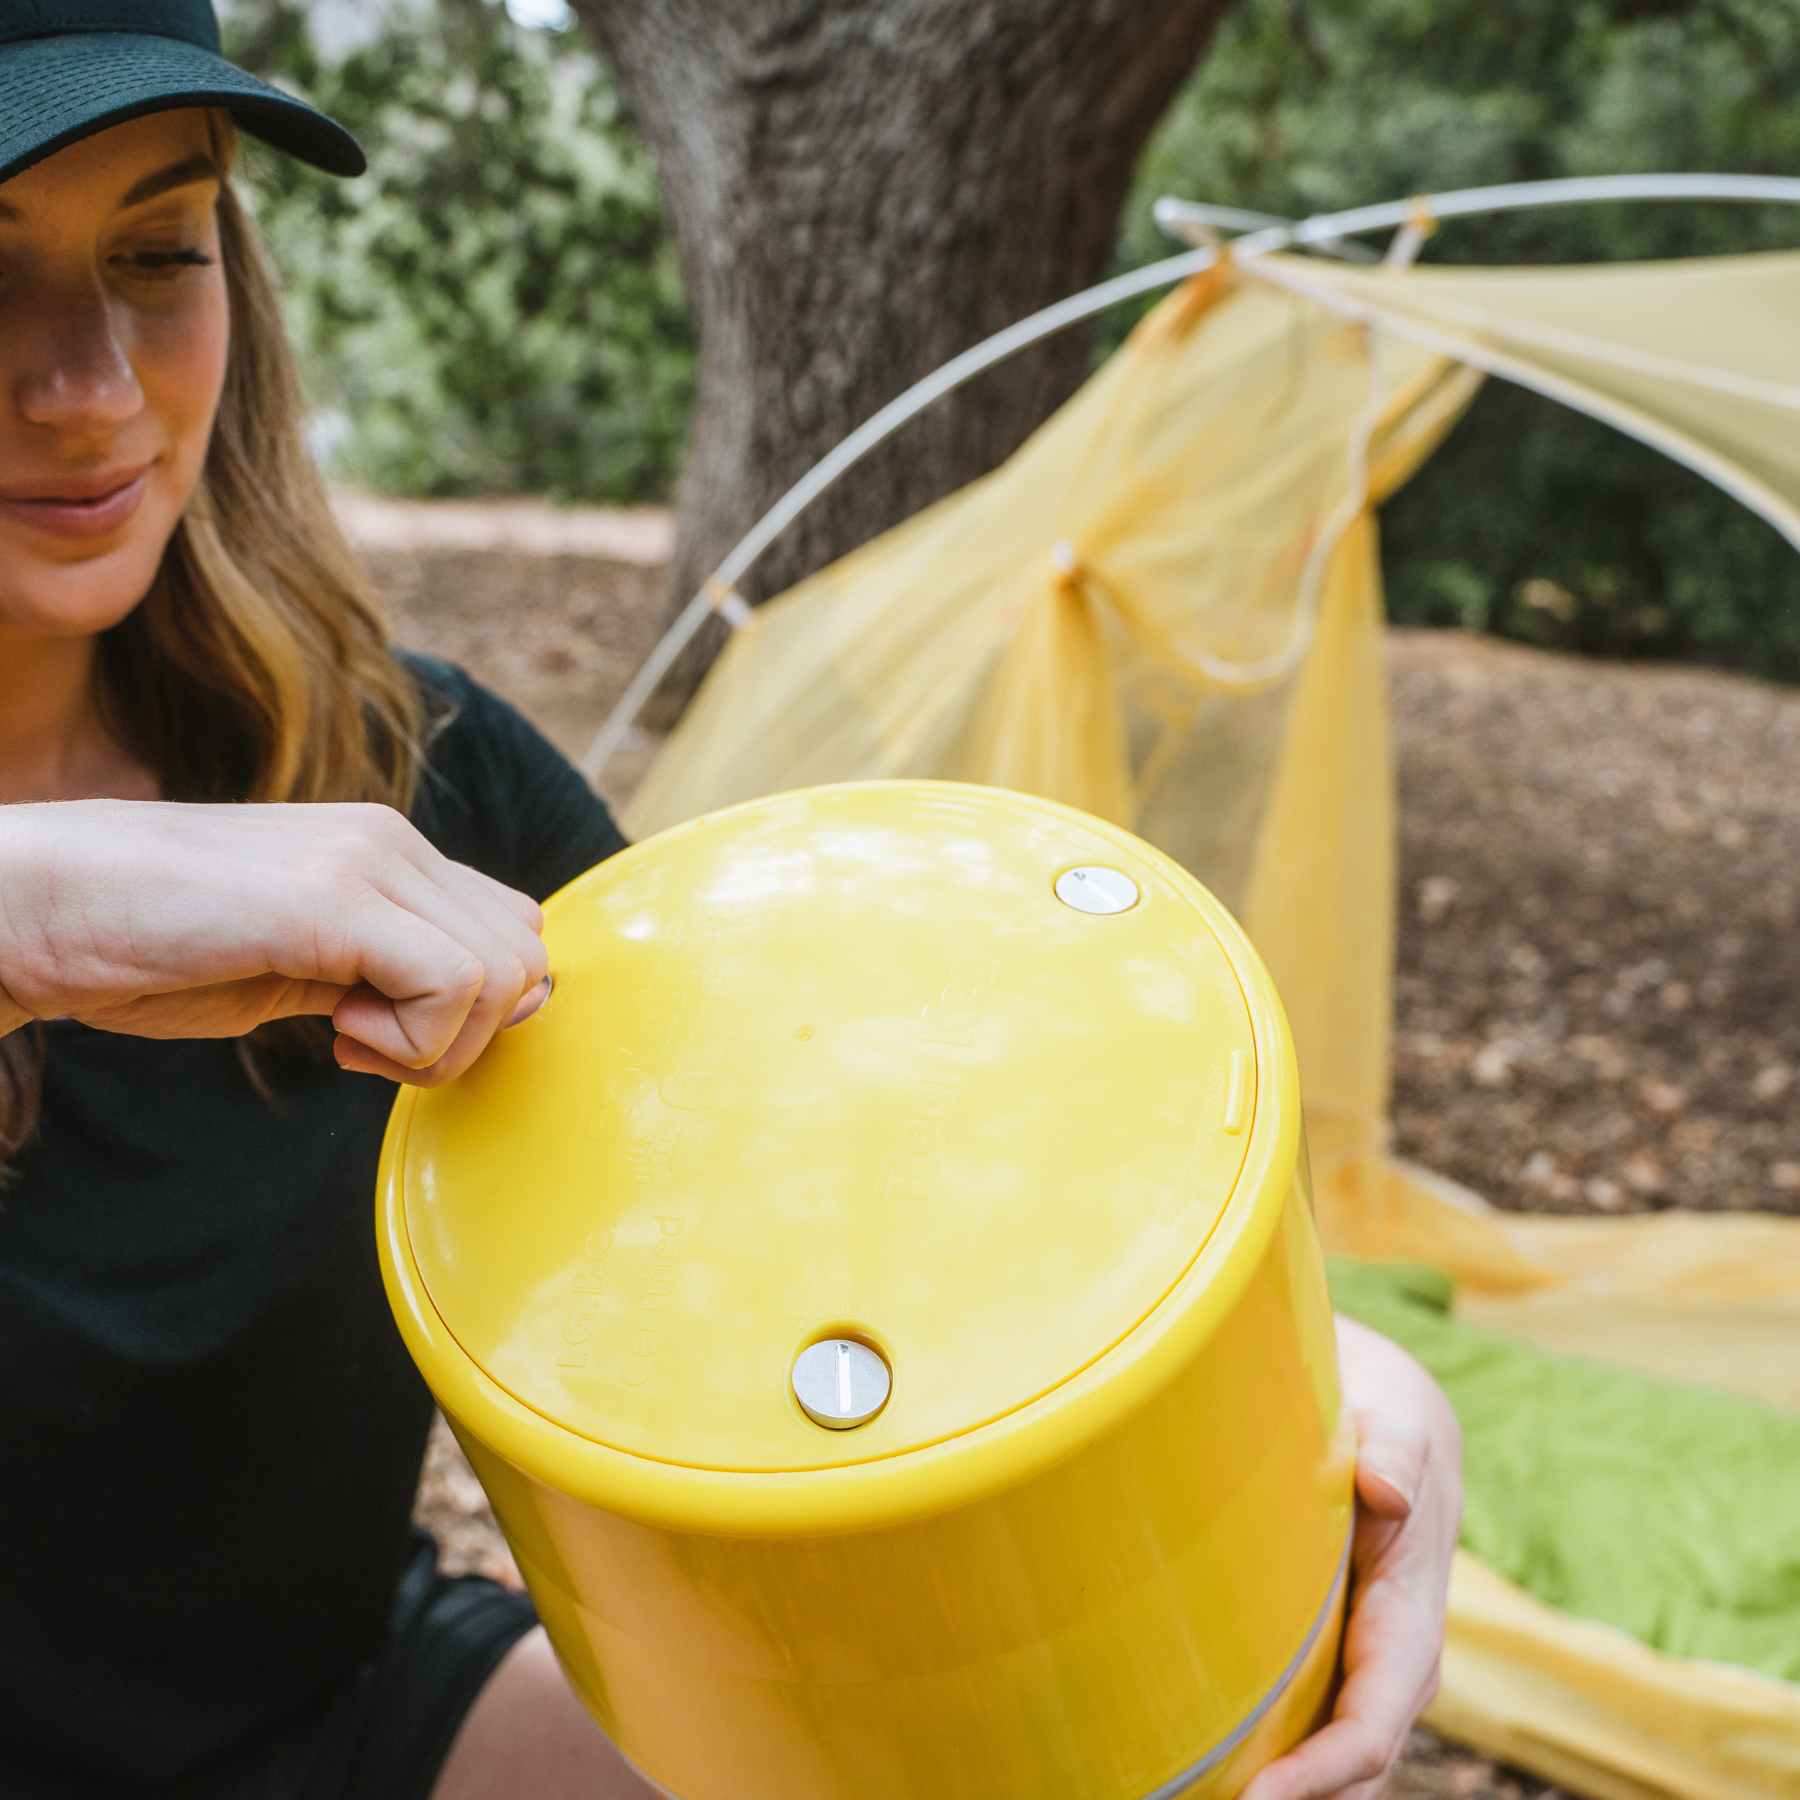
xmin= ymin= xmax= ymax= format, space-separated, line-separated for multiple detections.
xmin=1143 ymin=250 xmax=1236 ymax=345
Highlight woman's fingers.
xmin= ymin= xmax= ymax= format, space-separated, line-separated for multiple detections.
xmin=333 ymin=1030 xmax=462 ymax=1084
xmin=334 ymin=973 xmax=550 ymax=1083
xmin=1239 ymin=1568 xmax=1441 ymax=1800
xmin=323 ymin=865 xmax=551 ymax=1082
xmin=1242 ymin=1318 xmax=1463 ymax=1799
xmin=381 ymin=860 xmax=547 ymax=1071
xmin=323 ymin=895 xmax=489 ymax=1069
xmin=0 ymin=799 xmax=554 ymax=1083
xmin=1240 ymin=1531 xmax=1443 ymax=1800
xmin=331 ymin=976 xmax=529 ymax=1085
xmin=1240 ymin=1715 xmax=1402 ymax=1800
xmin=434 ymin=859 xmax=551 ymax=993
xmin=1339 ymin=1314 xmax=1460 ymax=1526
xmin=1353 ymin=1423 xmax=1425 ymax=1522
xmin=271 ymin=829 xmax=547 ymax=1079
xmin=506 ymin=975 xmax=553 ymax=1027
xmin=455 ymin=860 xmax=546 ymax=933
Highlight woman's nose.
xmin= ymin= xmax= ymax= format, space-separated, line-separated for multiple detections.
xmin=13 ymin=285 xmax=144 ymax=431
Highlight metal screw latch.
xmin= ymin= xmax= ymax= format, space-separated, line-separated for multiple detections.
xmin=792 ymin=1338 xmax=891 ymax=1429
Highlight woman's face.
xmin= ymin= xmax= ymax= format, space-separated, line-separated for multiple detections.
xmin=0 ymin=108 xmax=229 ymax=645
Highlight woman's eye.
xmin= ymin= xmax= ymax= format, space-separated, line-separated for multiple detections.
xmin=118 ymin=248 xmax=216 ymax=278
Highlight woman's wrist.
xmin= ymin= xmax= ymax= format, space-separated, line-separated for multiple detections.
xmin=0 ymin=987 xmax=29 ymax=1037
xmin=0 ymin=961 xmax=29 ymax=1034
xmin=0 ymin=806 xmax=48 ymax=1036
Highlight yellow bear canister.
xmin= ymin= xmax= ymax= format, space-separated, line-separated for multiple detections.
xmin=377 ymin=782 xmax=1354 ymax=1798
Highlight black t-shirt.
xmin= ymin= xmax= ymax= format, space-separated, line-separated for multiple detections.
xmin=0 ymin=656 xmax=627 ymax=1796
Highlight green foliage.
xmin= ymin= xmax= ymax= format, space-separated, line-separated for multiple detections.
xmin=222 ymin=0 xmax=691 ymax=501
xmin=1120 ymin=0 xmax=1800 ymax=680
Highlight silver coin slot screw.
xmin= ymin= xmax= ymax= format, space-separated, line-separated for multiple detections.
xmin=792 ymin=1338 xmax=891 ymax=1429
xmin=1055 ymin=865 xmax=1141 ymax=915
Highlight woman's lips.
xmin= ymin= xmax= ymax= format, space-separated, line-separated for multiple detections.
xmin=0 ymin=468 xmax=150 ymax=541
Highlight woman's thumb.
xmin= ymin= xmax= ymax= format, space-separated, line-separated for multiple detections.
xmin=1354 ymin=1414 xmax=1427 ymax=1519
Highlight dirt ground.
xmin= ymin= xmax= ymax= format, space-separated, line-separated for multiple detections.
xmin=355 ymin=494 xmax=1799 ymax=1800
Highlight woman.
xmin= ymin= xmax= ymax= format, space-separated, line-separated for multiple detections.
xmin=0 ymin=7 xmax=1460 ymax=1798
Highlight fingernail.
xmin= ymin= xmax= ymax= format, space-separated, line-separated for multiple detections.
xmin=1366 ymin=1466 xmax=1416 ymax=1513
xmin=505 ymin=975 xmax=553 ymax=1028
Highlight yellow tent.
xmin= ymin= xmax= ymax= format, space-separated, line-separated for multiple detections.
xmin=591 ymin=185 xmax=1800 ymax=1798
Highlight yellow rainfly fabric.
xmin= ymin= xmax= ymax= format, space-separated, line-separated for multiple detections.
xmin=621 ymin=266 xmax=1800 ymax=1797
xmin=1254 ymin=248 xmax=1800 ymax=548
xmin=1437 ymin=1555 xmax=1800 ymax=1800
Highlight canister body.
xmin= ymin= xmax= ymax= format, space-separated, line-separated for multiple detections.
xmin=431 ymin=1156 xmax=1347 ymax=1799
xmin=378 ymin=782 xmax=1354 ymax=1798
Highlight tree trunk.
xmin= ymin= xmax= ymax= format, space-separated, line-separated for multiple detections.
xmin=578 ymin=0 xmax=1234 ymax=718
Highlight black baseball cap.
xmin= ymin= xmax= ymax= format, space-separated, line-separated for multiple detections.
xmin=0 ymin=0 xmax=364 ymax=187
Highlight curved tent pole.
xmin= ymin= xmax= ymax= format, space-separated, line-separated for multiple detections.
xmin=1153 ymin=202 xmax=1381 ymax=261
xmin=580 ymin=172 xmax=1800 ymax=788
xmin=577 ymin=241 xmax=1234 ymax=783
xmin=1157 ymin=172 xmax=1800 ymax=249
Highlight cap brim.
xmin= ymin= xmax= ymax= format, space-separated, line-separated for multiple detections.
xmin=0 ymin=32 xmax=365 ymax=187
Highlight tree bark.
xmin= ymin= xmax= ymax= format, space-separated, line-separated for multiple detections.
xmin=578 ymin=0 xmax=1235 ymax=716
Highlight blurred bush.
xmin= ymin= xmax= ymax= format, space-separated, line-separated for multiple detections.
xmin=1121 ymin=0 xmax=1800 ymax=680
xmin=223 ymin=0 xmax=691 ymax=502
xmin=228 ymin=0 xmax=1797 ymax=678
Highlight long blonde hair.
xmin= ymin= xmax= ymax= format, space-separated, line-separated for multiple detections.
xmin=0 ymin=112 xmax=433 ymax=1171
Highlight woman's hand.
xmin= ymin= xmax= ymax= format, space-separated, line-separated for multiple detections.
xmin=0 ymin=799 xmax=550 ymax=1085
xmin=1242 ymin=1316 xmax=1463 ymax=1800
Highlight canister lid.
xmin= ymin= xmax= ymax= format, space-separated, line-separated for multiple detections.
xmin=392 ymin=784 xmax=1261 ymax=1474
